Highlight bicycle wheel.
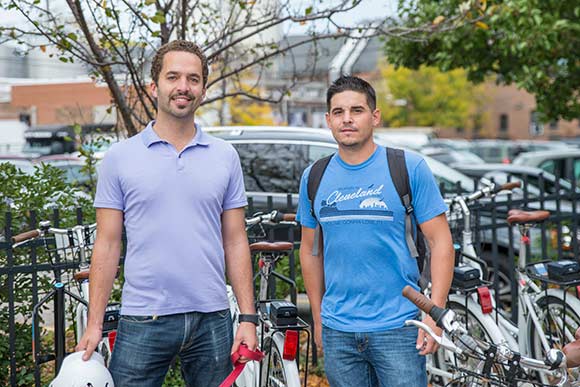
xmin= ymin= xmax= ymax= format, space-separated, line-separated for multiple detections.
xmin=528 ymin=292 xmax=580 ymax=385
xmin=430 ymin=296 xmax=506 ymax=386
xmin=260 ymin=332 xmax=301 ymax=387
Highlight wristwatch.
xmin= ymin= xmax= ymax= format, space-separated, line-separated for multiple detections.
xmin=238 ymin=314 xmax=259 ymax=325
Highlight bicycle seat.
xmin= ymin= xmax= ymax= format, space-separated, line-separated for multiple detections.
xmin=249 ymin=242 xmax=293 ymax=252
xmin=507 ymin=209 xmax=550 ymax=225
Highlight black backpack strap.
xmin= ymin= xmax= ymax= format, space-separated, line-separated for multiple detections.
xmin=307 ymin=154 xmax=333 ymax=256
xmin=386 ymin=147 xmax=419 ymax=258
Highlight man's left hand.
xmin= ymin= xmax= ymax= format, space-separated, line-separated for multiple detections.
xmin=231 ymin=322 xmax=258 ymax=363
xmin=416 ymin=314 xmax=441 ymax=355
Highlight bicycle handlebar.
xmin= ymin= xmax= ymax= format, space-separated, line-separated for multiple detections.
xmin=245 ymin=210 xmax=297 ymax=227
xmin=402 ymin=286 xmax=571 ymax=382
xmin=12 ymin=229 xmax=41 ymax=244
xmin=402 ymin=286 xmax=450 ymax=331
xmin=495 ymin=181 xmax=521 ymax=193
xmin=11 ymin=223 xmax=97 ymax=247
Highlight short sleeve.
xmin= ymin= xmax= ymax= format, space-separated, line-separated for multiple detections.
xmin=94 ymin=146 xmax=124 ymax=210
xmin=410 ymin=158 xmax=448 ymax=224
xmin=222 ymin=148 xmax=248 ymax=210
xmin=296 ymin=166 xmax=317 ymax=229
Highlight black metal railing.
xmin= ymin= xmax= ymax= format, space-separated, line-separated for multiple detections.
xmin=2 ymin=180 xmax=579 ymax=385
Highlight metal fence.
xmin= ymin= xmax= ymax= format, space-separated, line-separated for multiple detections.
xmin=1 ymin=180 xmax=579 ymax=386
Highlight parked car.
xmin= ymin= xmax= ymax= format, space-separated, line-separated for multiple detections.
xmin=423 ymin=138 xmax=472 ymax=151
xmin=421 ymin=147 xmax=485 ymax=166
xmin=512 ymin=149 xmax=580 ymax=187
xmin=0 ymin=154 xmax=35 ymax=174
xmin=453 ymin=163 xmax=579 ymax=197
xmin=206 ymin=126 xmax=475 ymax=211
xmin=34 ymin=154 xmax=96 ymax=188
xmin=467 ymin=139 xmax=571 ymax=164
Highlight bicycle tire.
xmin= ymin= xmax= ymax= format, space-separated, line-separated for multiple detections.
xmin=528 ymin=291 xmax=580 ymax=385
xmin=430 ymin=295 xmax=506 ymax=386
xmin=260 ymin=332 xmax=301 ymax=387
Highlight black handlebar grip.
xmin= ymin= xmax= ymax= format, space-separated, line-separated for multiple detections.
xmin=494 ymin=181 xmax=522 ymax=194
xmin=12 ymin=229 xmax=40 ymax=244
xmin=402 ymin=285 xmax=448 ymax=329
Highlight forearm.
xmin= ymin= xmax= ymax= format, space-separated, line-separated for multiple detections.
xmin=225 ymin=240 xmax=256 ymax=315
xmin=300 ymin=250 xmax=325 ymax=324
xmin=87 ymin=239 xmax=121 ymax=329
xmin=429 ymin=241 xmax=454 ymax=307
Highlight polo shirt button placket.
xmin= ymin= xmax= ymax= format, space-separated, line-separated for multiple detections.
xmin=177 ymin=154 xmax=185 ymax=172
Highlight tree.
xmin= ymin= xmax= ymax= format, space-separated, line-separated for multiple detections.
xmin=384 ymin=0 xmax=580 ymax=121
xmin=377 ymin=61 xmax=486 ymax=130
xmin=0 ymin=0 xmax=480 ymax=136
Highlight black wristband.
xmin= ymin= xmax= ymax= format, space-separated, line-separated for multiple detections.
xmin=238 ymin=314 xmax=259 ymax=325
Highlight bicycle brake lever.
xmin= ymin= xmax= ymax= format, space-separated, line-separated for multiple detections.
xmin=404 ymin=320 xmax=462 ymax=354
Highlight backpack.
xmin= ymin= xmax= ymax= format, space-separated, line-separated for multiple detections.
xmin=306 ymin=146 xmax=430 ymax=289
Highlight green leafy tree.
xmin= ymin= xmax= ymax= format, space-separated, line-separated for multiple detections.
xmin=377 ymin=61 xmax=486 ymax=129
xmin=384 ymin=0 xmax=580 ymax=121
xmin=0 ymin=1 xmax=483 ymax=136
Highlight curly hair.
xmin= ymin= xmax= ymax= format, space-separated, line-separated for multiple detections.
xmin=150 ymin=40 xmax=208 ymax=86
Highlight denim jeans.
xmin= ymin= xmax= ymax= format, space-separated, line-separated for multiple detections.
xmin=322 ymin=324 xmax=427 ymax=387
xmin=109 ymin=309 xmax=233 ymax=387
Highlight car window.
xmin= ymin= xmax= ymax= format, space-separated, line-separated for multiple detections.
xmin=232 ymin=143 xmax=307 ymax=193
xmin=539 ymin=159 xmax=565 ymax=181
xmin=308 ymin=144 xmax=337 ymax=163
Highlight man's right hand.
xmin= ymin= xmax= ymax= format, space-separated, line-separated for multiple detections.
xmin=314 ymin=320 xmax=323 ymax=350
xmin=75 ymin=325 xmax=103 ymax=361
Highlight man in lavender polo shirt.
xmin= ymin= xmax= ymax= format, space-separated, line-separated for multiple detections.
xmin=75 ymin=40 xmax=257 ymax=386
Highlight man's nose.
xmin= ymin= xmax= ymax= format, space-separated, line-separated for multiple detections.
xmin=176 ymin=76 xmax=189 ymax=92
xmin=342 ymin=111 xmax=353 ymax=123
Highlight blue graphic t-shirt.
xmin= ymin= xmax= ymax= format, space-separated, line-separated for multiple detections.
xmin=297 ymin=146 xmax=447 ymax=332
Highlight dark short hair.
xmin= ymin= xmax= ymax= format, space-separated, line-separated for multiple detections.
xmin=150 ymin=40 xmax=208 ymax=86
xmin=326 ymin=76 xmax=376 ymax=111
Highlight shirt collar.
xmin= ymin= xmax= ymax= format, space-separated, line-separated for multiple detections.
xmin=141 ymin=121 xmax=210 ymax=148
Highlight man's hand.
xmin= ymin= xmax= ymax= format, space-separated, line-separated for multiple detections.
xmin=314 ymin=321 xmax=323 ymax=350
xmin=231 ymin=322 xmax=258 ymax=363
xmin=416 ymin=314 xmax=441 ymax=355
xmin=75 ymin=325 xmax=103 ymax=361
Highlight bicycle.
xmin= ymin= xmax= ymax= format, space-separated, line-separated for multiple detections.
xmin=227 ymin=210 xmax=310 ymax=387
xmin=442 ymin=182 xmax=580 ymax=386
xmin=403 ymin=284 xmax=578 ymax=386
xmin=11 ymin=221 xmax=120 ymax=376
xmin=425 ymin=182 xmax=521 ymax=384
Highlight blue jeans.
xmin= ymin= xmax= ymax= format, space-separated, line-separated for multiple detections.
xmin=322 ymin=324 xmax=427 ymax=387
xmin=109 ymin=309 xmax=233 ymax=387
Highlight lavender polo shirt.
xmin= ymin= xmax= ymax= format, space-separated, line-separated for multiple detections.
xmin=94 ymin=122 xmax=247 ymax=316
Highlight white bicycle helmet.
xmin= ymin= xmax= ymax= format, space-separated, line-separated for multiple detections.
xmin=50 ymin=351 xmax=114 ymax=387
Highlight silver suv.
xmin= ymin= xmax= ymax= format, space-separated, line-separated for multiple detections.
xmin=207 ymin=126 xmax=475 ymax=212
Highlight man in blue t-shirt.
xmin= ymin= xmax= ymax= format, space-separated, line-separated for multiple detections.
xmin=297 ymin=76 xmax=454 ymax=387
xmin=75 ymin=40 xmax=258 ymax=386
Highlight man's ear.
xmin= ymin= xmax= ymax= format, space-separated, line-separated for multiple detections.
xmin=151 ymin=81 xmax=158 ymax=99
xmin=372 ymin=109 xmax=381 ymax=127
